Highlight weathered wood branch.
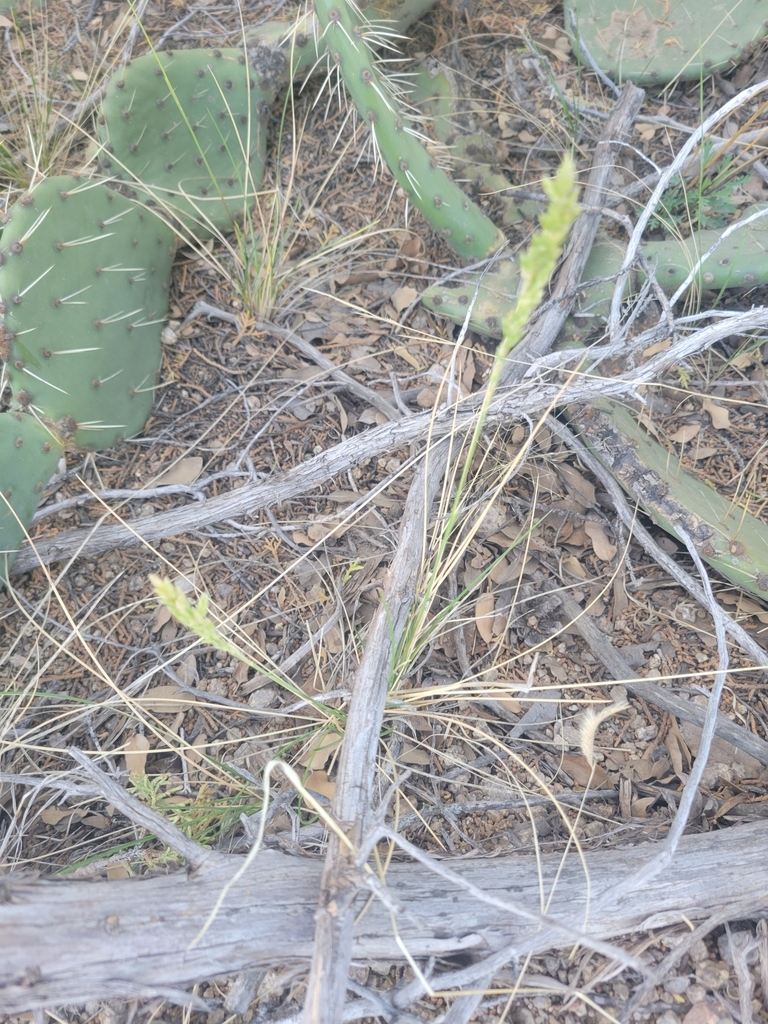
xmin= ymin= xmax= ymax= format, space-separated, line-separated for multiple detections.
xmin=2 ymin=821 xmax=768 ymax=1013
xmin=11 ymin=304 xmax=768 ymax=580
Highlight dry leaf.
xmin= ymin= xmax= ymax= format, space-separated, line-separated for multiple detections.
xmin=399 ymin=742 xmax=431 ymax=765
xmin=668 ymin=422 xmax=701 ymax=444
xmin=392 ymin=344 xmax=422 ymax=370
xmin=107 ymin=863 xmax=132 ymax=880
xmin=183 ymin=733 xmax=208 ymax=766
xmin=561 ymin=553 xmax=588 ymax=579
xmin=349 ymin=346 xmax=383 ymax=373
xmin=124 ymin=734 xmax=150 ymax=774
xmin=630 ymin=795 xmax=658 ymax=818
xmin=176 ymin=654 xmax=198 ymax=686
xmin=559 ymin=752 xmax=613 ymax=789
xmin=557 ymin=464 xmax=596 ymax=506
xmin=390 ymin=285 xmax=419 ymax=313
xmin=153 ymin=456 xmax=203 ymax=486
xmin=305 ymin=770 xmax=336 ymax=800
xmin=701 ymin=397 xmax=730 ymax=430
xmin=642 ymin=337 xmax=672 ymax=357
xmin=136 ymin=685 xmax=196 ymax=713
xmin=297 ymin=729 xmax=342 ymax=771
xmin=474 ymin=592 xmax=496 ymax=643
xmin=665 ymin=723 xmax=689 ymax=780
xmin=41 ymin=808 xmax=84 ymax=826
xmin=690 ymin=446 xmax=720 ymax=460
xmin=584 ymin=521 xmax=617 ymax=561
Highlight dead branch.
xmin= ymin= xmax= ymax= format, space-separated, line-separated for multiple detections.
xmin=304 ymin=444 xmax=450 ymax=1022
xmin=10 ymin=302 xmax=768 ymax=580
xmin=2 ymin=821 xmax=768 ymax=1014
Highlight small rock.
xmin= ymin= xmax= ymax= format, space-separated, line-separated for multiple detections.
xmin=695 ymin=960 xmax=730 ymax=990
xmin=664 ymin=977 xmax=691 ymax=995
xmin=657 ymin=1011 xmax=681 ymax=1024
xmin=683 ymin=1002 xmax=726 ymax=1024
xmin=687 ymin=984 xmax=708 ymax=1004
xmin=688 ymin=939 xmax=710 ymax=963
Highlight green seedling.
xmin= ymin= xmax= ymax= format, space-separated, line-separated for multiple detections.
xmin=0 ymin=175 xmax=175 ymax=449
xmin=96 ymin=48 xmax=273 ymax=240
xmin=313 ymin=0 xmax=505 ymax=260
xmin=571 ymin=398 xmax=768 ymax=601
xmin=565 ymin=0 xmax=768 ymax=85
xmin=0 ymin=412 xmax=63 ymax=570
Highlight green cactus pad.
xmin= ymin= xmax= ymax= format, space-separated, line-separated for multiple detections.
xmin=313 ymin=0 xmax=505 ymax=261
xmin=0 ymin=175 xmax=175 ymax=449
xmin=0 ymin=412 xmax=63 ymax=573
xmin=571 ymin=399 xmax=768 ymax=602
xmin=421 ymin=258 xmax=518 ymax=336
xmin=566 ymin=1 xmax=768 ymax=85
xmin=423 ymin=211 xmax=768 ymax=338
xmin=96 ymin=48 xmax=273 ymax=239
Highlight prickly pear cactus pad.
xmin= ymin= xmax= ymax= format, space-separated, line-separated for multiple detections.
xmin=570 ymin=399 xmax=768 ymax=602
xmin=96 ymin=48 xmax=272 ymax=239
xmin=0 ymin=412 xmax=63 ymax=570
xmin=565 ymin=1 xmax=768 ymax=85
xmin=313 ymin=0 xmax=505 ymax=261
xmin=423 ymin=211 xmax=768 ymax=339
xmin=0 ymin=176 xmax=175 ymax=449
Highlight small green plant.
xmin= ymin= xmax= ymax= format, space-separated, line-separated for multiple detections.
xmin=647 ymin=142 xmax=750 ymax=235
xmin=129 ymin=770 xmax=260 ymax=850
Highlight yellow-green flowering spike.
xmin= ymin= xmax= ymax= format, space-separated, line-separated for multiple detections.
xmin=500 ymin=154 xmax=580 ymax=355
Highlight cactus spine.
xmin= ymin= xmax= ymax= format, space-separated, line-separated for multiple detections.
xmin=313 ymin=0 xmax=505 ymax=261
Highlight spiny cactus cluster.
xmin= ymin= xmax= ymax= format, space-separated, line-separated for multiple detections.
xmin=313 ymin=0 xmax=505 ymax=260
xmin=1 ymin=0 xmax=451 ymax=573
xmin=96 ymin=48 xmax=273 ymax=240
xmin=0 ymin=176 xmax=176 ymax=565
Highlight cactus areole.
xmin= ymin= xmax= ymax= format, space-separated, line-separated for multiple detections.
xmin=313 ymin=0 xmax=505 ymax=261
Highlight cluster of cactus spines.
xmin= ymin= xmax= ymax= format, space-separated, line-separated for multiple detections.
xmin=565 ymin=0 xmax=768 ymax=85
xmin=571 ymin=398 xmax=768 ymax=600
xmin=1 ymin=176 xmax=176 ymax=450
xmin=96 ymin=49 xmax=273 ymax=240
xmin=0 ymin=414 xmax=63 ymax=568
xmin=312 ymin=0 xmax=506 ymax=261
xmin=246 ymin=0 xmax=438 ymax=85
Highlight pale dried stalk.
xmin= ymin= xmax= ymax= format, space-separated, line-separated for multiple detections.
xmin=302 ymin=442 xmax=450 ymax=1023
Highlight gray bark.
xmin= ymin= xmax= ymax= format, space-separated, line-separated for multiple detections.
xmin=2 ymin=821 xmax=768 ymax=1013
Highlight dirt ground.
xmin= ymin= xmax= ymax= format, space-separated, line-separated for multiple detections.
xmin=2 ymin=0 xmax=768 ymax=1021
